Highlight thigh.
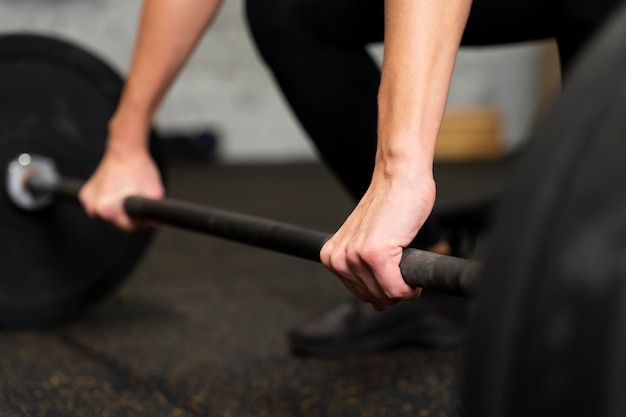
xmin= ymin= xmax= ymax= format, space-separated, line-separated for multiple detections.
xmin=317 ymin=0 xmax=555 ymax=47
xmin=313 ymin=0 xmax=385 ymax=46
xmin=247 ymin=0 xmax=384 ymax=47
xmin=461 ymin=0 xmax=625 ymax=70
xmin=462 ymin=0 xmax=555 ymax=46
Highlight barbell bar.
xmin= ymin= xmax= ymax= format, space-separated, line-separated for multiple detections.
xmin=15 ymin=152 xmax=483 ymax=298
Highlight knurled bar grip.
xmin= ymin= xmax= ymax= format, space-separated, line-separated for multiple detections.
xmin=125 ymin=196 xmax=330 ymax=262
xmin=29 ymin=176 xmax=483 ymax=298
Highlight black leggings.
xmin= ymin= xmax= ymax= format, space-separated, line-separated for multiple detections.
xmin=244 ymin=0 xmax=623 ymax=249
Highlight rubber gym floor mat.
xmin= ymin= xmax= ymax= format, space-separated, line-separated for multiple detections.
xmin=1 ymin=161 xmax=507 ymax=417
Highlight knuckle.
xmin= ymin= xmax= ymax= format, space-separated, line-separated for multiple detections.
xmin=327 ymin=250 xmax=349 ymax=274
xmin=320 ymin=240 xmax=335 ymax=261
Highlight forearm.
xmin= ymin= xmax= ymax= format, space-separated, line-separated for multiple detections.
xmin=320 ymin=0 xmax=471 ymax=305
xmin=376 ymin=0 xmax=471 ymax=182
xmin=110 ymin=0 xmax=222 ymax=153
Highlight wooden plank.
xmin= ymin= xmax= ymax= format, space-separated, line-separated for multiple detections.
xmin=435 ymin=108 xmax=505 ymax=162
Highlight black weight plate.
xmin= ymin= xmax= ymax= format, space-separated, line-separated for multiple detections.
xmin=0 ymin=33 xmax=165 ymax=327
xmin=464 ymin=4 xmax=626 ymax=417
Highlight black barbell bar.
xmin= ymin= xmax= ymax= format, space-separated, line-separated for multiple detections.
xmin=27 ymin=170 xmax=483 ymax=298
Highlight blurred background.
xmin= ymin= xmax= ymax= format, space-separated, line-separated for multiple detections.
xmin=0 ymin=0 xmax=560 ymax=164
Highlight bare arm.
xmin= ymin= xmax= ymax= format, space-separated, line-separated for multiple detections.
xmin=320 ymin=0 xmax=472 ymax=309
xmin=113 ymin=0 xmax=223 ymax=152
xmin=80 ymin=0 xmax=222 ymax=230
xmin=377 ymin=0 xmax=470 ymax=176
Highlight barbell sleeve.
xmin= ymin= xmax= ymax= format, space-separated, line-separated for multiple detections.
xmin=28 ymin=175 xmax=483 ymax=298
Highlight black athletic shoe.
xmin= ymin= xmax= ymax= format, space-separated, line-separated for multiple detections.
xmin=288 ymin=291 xmax=471 ymax=357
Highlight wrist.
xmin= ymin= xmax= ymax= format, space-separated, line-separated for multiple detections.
xmin=106 ymin=108 xmax=153 ymax=157
xmin=374 ymin=136 xmax=435 ymax=183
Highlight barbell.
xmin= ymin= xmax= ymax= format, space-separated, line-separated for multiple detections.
xmin=0 ymin=32 xmax=482 ymax=328
xmin=9 ymin=151 xmax=482 ymax=293
xmin=1 ymin=2 xmax=626 ymax=414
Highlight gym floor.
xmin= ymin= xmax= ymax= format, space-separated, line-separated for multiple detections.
xmin=0 ymin=157 xmax=510 ymax=417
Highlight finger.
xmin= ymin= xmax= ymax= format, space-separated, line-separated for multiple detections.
xmin=366 ymin=248 xmax=420 ymax=301
xmin=324 ymin=235 xmax=398 ymax=307
xmin=347 ymin=262 xmax=395 ymax=306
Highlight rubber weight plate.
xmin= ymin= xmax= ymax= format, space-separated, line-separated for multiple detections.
xmin=464 ymin=4 xmax=626 ymax=417
xmin=0 ymin=34 xmax=164 ymax=327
